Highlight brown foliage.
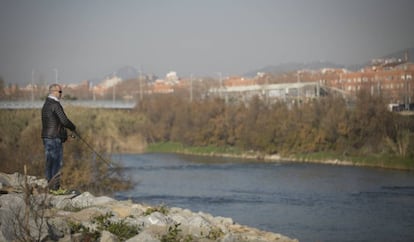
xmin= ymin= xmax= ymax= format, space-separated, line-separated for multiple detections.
xmin=136 ymin=92 xmax=414 ymax=159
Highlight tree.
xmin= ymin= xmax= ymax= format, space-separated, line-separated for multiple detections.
xmin=317 ymin=96 xmax=350 ymax=152
xmin=385 ymin=114 xmax=413 ymax=158
xmin=348 ymin=91 xmax=392 ymax=154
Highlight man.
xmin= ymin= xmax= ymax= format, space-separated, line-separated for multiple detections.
xmin=41 ymin=83 xmax=76 ymax=190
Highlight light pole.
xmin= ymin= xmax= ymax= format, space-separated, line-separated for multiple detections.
xmin=217 ymin=72 xmax=222 ymax=98
xmin=138 ymin=68 xmax=143 ymax=101
xmin=31 ymin=69 xmax=34 ymax=102
xmin=112 ymin=73 xmax=116 ymax=104
xmin=297 ymin=71 xmax=301 ymax=105
xmin=54 ymin=68 xmax=58 ymax=84
xmin=190 ymin=74 xmax=193 ymax=103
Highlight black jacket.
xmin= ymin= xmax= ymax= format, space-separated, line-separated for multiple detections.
xmin=41 ymin=97 xmax=76 ymax=139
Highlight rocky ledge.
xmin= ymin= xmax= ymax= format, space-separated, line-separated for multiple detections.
xmin=0 ymin=172 xmax=298 ymax=242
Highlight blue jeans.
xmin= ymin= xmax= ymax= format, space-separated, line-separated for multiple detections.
xmin=43 ymin=138 xmax=63 ymax=189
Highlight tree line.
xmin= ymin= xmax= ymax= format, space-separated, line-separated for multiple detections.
xmin=136 ymin=91 xmax=414 ymax=162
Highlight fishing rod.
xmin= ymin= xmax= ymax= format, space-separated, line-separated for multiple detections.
xmin=71 ymin=131 xmax=114 ymax=169
xmin=48 ymin=131 xmax=119 ymax=192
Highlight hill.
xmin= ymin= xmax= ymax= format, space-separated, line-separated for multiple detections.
xmin=382 ymin=47 xmax=414 ymax=62
xmin=245 ymin=47 xmax=414 ymax=77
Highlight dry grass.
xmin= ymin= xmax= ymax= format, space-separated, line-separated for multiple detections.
xmin=0 ymin=108 xmax=144 ymax=194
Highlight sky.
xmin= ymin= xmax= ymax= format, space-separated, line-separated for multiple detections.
xmin=1 ymin=0 xmax=414 ymax=85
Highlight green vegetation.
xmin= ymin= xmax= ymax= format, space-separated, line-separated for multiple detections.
xmin=161 ymin=223 xmax=193 ymax=242
xmin=93 ymin=213 xmax=140 ymax=241
xmin=146 ymin=142 xmax=245 ymax=156
xmin=144 ymin=204 xmax=169 ymax=216
xmin=68 ymin=221 xmax=101 ymax=241
xmin=68 ymin=213 xmax=140 ymax=241
xmin=158 ymin=221 xmax=224 ymax=241
xmin=293 ymin=151 xmax=414 ymax=169
xmin=49 ymin=188 xmax=70 ymax=195
xmin=206 ymin=226 xmax=225 ymax=240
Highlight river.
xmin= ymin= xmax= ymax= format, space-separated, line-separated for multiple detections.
xmin=114 ymin=153 xmax=414 ymax=242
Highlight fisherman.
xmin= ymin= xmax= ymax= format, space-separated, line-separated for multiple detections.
xmin=41 ymin=83 xmax=76 ymax=191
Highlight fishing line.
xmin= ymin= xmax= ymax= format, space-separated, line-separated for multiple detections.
xmin=71 ymin=131 xmax=114 ymax=169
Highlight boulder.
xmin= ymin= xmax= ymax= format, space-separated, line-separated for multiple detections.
xmin=0 ymin=172 xmax=298 ymax=242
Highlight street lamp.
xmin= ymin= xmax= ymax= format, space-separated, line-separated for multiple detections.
xmin=138 ymin=68 xmax=143 ymax=101
xmin=54 ymin=68 xmax=58 ymax=84
xmin=217 ymin=72 xmax=222 ymax=98
xmin=190 ymin=74 xmax=193 ymax=103
xmin=31 ymin=69 xmax=34 ymax=102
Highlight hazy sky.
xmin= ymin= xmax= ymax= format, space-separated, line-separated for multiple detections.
xmin=1 ymin=0 xmax=414 ymax=84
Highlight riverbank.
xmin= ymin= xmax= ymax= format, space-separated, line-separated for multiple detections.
xmin=0 ymin=172 xmax=298 ymax=242
xmin=145 ymin=142 xmax=414 ymax=171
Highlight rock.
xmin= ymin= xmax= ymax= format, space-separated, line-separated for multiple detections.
xmin=0 ymin=172 xmax=299 ymax=242
xmin=187 ymin=214 xmax=212 ymax=237
xmin=142 ymin=211 xmax=172 ymax=227
xmin=100 ymin=230 xmax=119 ymax=242
xmin=107 ymin=200 xmax=146 ymax=218
xmin=70 ymin=192 xmax=115 ymax=208
xmin=0 ymin=197 xmax=50 ymax=241
xmin=125 ymin=230 xmax=161 ymax=242
xmin=51 ymin=194 xmax=78 ymax=210
xmin=169 ymin=212 xmax=188 ymax=226
xmin=0 ymin=172 xmax=48 ymax=193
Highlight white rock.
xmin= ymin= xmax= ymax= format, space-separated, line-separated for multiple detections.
xmin=71 ymin=192 xmax=115 ymax=208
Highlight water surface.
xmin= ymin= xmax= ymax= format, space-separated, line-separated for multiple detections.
xmin=114 ymin=153 xmax=414 ymax=242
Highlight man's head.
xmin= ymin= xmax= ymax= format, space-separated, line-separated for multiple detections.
xmin=49 ymin=83 xmax=62 ymax=99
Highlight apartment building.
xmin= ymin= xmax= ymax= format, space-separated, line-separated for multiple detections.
xmin=321 ymin=61 xmax=414 ymax=105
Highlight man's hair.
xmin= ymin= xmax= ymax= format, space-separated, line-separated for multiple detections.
xmin=49 ymin=83 xmax=61 ymax=93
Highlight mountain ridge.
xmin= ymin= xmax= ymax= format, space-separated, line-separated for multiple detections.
xmin=92 ymin=47 xmax=414 ymax=85
xmin=244 ymin=47 xmax=414 ymax=77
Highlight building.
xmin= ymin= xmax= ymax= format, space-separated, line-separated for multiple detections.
xmin=320 ymin=60 xmax=414 ymax=105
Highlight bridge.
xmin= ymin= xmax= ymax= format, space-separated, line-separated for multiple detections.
xmin=208 ymin=81 xmax=362 ymax=104
xmin=0 ymin=100 xmax=137 ymax=109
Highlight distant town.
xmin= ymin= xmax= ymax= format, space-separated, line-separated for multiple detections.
xmin=1 ymin=54 xmax=413 ymax=112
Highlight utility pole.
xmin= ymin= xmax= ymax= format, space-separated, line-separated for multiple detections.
xmin=217 ymin=72 xmax=222 ymax=98
xmin=112 ymin=73 xmax=116 ymax=104
xmin=92 ymin=82 xmax=96 ymax=101
xmin=31 ymin=69 xmax=34 ymax=102
xmin=190 ymin=74 xmax=193 ymax=103
xmin=297 ymin=71 xmax=301 ymax=105
xmin=264 ymin=74 xmax=269 ymax=104
xmin=138 ymin=68 xmax=143 ymax=101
